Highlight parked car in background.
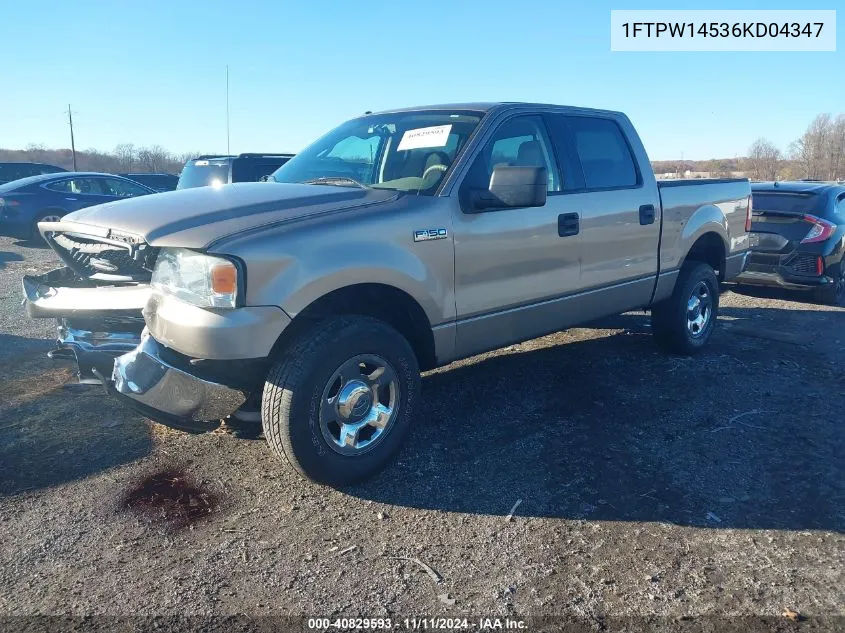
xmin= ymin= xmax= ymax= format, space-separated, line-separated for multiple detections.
xmin=0 ymin=162 xmax=67 ymax=185
xmin=0 ymin=172 xmax=155 ymax=241
xmin=736 ymin=181 xmax=845 ymax=305
xmin=176 ymin=153 xmax=294 ymax=189
xmin=23 ymin=102 xmax=751 ymax=485
xmin=119 ymin=173 xmax=178 ymax=192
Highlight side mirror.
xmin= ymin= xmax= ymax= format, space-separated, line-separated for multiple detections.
xmin=471 ymin=165 xmax=547 ymax=211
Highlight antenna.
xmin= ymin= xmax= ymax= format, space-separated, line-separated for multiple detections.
xmin=67 ymin=104 xmax=77 ymax=171
xmin=226 ymin=65 xmax=230 ymax=155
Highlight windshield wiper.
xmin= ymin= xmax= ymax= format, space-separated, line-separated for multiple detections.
xmin=302 ymin=177 xmax=370 ymax=189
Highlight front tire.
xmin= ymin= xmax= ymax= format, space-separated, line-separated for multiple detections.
xmin=261 ymin=316 xmax=420 ymax=486
xmin=651 ymin=262 xmax=719 ymax=355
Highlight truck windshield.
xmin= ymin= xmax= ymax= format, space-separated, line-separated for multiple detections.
xmin=177 ymin=160 xmax=231 ymax=189
xmin=271 ymin=110 xmax=483 ymax=195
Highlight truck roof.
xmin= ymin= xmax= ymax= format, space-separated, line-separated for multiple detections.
xmin=366 ymin=102 xmax=627 ymax=118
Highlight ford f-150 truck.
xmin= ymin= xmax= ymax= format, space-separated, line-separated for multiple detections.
xmin=22 ymin=103 xmax=751 ymax=485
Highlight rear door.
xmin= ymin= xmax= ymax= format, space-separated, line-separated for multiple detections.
xmin=545 ymin=113 xmax=660 ymax=312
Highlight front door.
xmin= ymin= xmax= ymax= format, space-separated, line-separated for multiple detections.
xmin=451 ymin=114 xmax=582 ymax=358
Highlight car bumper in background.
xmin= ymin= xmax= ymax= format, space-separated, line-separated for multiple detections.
xmin=734 ymin=269 xmax=835 ymax=291
xmin=734 ymin=249 xmax=834 ymax=290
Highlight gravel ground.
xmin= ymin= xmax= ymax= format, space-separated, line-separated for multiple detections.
xmin=0 ymin=235 xmax=842 ymax=629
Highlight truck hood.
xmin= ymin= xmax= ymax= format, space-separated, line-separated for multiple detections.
xmin=63 ymin=182 xmax=399 ymax=249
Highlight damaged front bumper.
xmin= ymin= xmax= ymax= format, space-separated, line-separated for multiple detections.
xmin=111 ymin=333 xmax=248 ymax=433
xmin=23 ymin=267 xmax=265 ymax=433
xmin=23 ymin=267 xmax=149 ymax=383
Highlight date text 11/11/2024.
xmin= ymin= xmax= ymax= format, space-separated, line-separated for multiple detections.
xmin=307 ymin=617 xmax=528 ymax=629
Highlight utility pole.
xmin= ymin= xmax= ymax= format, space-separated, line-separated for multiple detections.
xmin=67 ymin=104 xmax=77 ymax=171
xmin=226 ymin=65 xmax=230 ymax=155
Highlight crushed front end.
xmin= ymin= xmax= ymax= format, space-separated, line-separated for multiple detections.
xmin=22 ymin=221 xmax=272 ymax=433
xmin=22 ymin=223 xmax=155 ymax=384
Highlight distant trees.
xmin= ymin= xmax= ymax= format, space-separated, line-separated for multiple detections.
xmin=652 ymin=112 xmax=845 ymax=181
xmin=746 ymin=138 xmax=782 ymax=181
xmin=0 ymin=144 xmax=204 ymax=174
xmin=789 ymin=114 xmax=845 ymax=180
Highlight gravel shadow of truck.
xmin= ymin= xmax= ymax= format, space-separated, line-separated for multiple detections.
xmin=349 ymin=308 xmax=845 ymax=533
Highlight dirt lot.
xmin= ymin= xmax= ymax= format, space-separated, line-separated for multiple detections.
xmin=0 ymin=235 xmax=842 ymax=628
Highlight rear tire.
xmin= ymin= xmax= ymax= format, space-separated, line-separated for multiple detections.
xmin=812 ymin=259 xmax=845 ymax=307
xmin=261 ymin=315 xmax=420 ymax=486
xmin=651 ymin=262 xmax=719 ymax=355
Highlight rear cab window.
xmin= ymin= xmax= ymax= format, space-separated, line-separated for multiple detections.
xmin=563 ymin=116 xmax=639 ymax=190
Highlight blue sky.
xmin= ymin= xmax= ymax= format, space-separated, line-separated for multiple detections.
xmin=1 ymin=0 xmax=842 ymax=161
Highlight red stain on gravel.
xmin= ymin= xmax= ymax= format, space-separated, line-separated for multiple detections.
xmin=121 ymin=469 xmax=217 ymax=528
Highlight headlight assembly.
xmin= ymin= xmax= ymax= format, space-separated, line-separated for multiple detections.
xmin=151 ymin=248 xmax=240 ymax=309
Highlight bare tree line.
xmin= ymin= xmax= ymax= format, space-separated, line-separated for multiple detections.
xmin=745 ymin=113 xmax=845 ymax=182
xmin=0 ymin=144 xmax=209 ymax=174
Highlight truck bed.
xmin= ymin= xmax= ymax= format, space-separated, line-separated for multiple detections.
xmin=656 ymin=177 xmax=751 ymax=280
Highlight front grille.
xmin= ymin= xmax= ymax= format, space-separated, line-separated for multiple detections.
xmin=50 ymin=233 xmax=156 ymax=279
xmin=784 ymin=253 xmax=819 ymax=275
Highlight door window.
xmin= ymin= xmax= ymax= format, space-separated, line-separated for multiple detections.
xmin=45 ymin=178 xmax=103 ymax=194
xmin=462 ymin=115 xmax=560 ymax=195
xmin=101 ymin=178 xmax=150 ymax=197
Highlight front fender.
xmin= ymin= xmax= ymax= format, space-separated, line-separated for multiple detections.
xmin=285 ymin=246 xmax=447 ymax=326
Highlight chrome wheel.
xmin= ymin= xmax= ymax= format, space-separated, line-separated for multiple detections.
xmin=319 ymin=354 xmax=400 ymax=456
xmin=40 ymin=214 xmax=61 ymax=223
xmin=686 ymin=281 xmax=712 ymax=338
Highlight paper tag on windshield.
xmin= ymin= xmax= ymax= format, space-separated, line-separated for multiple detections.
xmin=397 ymin=125 xmax=452 ymax=151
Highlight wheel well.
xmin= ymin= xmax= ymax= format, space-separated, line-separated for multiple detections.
xmin=274 ymin=284 xmax=437 ymax=371
xmin=683 ymin=232 xmax=726 ymax=280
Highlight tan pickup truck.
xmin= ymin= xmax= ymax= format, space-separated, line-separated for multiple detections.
xmin=23 ymin=103 xmax=751 ymax=485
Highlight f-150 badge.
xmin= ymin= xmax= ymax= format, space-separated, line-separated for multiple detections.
xmin=414 ymin=228 xmax=448 ymax=242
